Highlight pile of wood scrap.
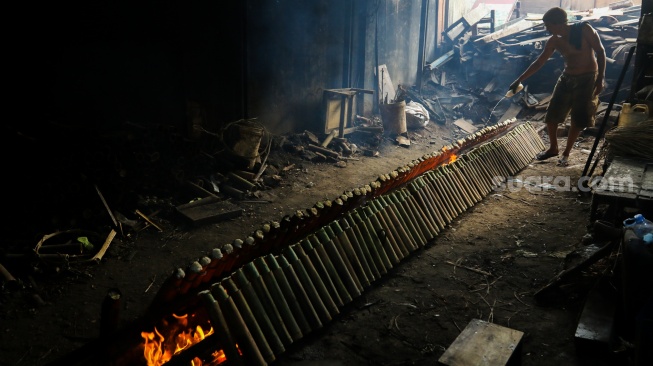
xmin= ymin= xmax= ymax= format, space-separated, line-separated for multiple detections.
xmin=428 ymin=4 xmax=643 ymax=102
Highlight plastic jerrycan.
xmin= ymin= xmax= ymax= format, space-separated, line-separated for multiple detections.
xmin=623 ymin=213 xmax=653 ymax=245
xmin=619 ymin=103 xmax=650 ymax=127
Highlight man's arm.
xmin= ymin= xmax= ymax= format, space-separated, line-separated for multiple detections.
xmin=510 ymin=37 xmax=557 ymax=91
xmin=585 ymin=24 xmax=606 ymax=96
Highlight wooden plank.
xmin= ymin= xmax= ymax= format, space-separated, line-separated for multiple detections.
xmin=574 ymin=285 xmax=616 ymax=355
xmin=474 ymin=19 xmax=541 ymax=44
xmin=438 ymin=319 xmax=523 ymax=366
xmin=377 ymin=64 xmax=396 ymax=104
xmin=601 ymin=156 xmax=651 ymax=193
xmin=641 ymin=164 xmax=653 ymax=199
xmin=498 ymin=103 xmax=522 ymax=123
xmin=177 ymin=201 xmax=243 ymax=226
xmin=453 ymin=118 xmax=478 ymax=133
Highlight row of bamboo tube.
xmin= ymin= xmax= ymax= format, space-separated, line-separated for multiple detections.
xmin=155 ymin=121 xmax=545 ymax=365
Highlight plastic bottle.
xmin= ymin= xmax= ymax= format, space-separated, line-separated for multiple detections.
xmin=623 ymin=214 xmax=653 ymax=245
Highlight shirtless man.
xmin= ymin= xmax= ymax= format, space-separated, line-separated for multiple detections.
xmin=509 ymin=7 xmax=606 ymax=166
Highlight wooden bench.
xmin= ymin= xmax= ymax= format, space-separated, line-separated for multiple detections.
xmin=438 ymin=319 xmax=524 ymax=366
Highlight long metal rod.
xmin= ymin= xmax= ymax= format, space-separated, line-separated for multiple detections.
xmin=582 ymin=45 xmax=636 ymax=180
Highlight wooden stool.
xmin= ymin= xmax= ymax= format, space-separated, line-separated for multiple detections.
xmin=438 ymin=319 xmax=524 ymax=366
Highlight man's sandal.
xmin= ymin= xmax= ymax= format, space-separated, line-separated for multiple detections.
xmin=535 ymin=151 xmax=559 ymax=161
xmin=556 ymin=156 xmax=569 ymax=167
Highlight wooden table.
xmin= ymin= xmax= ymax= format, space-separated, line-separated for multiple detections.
xmin=589 ymin=156 xmax=653 ymax=224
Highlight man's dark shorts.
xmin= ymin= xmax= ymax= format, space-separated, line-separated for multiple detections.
xmin=544 ymin=72 xmax=599 ymax=128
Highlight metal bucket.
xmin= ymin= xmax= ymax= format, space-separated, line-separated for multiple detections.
xmin=229 ymin=121 xmax=264 ymax=169
xmin=380 ymin=100 xmax=407 ymax=136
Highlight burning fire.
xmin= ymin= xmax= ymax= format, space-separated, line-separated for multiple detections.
xmin=448 ymin=154 xmax=457 ymax=163
xmin=141 ymin=313 xmax=226 ymax=366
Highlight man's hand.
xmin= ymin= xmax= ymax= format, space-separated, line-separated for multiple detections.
xmin=509 ymin=80 xmax=521 ymax=93
xmin=593 ymin=78 xmax=604 ymax=97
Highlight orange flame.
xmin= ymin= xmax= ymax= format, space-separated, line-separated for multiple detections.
xmin=448 ymin=154 xmax=457 ymax=163
xmin=141 ymin=314 xmax=226 ymax=366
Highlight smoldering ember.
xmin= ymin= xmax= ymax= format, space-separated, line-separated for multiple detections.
xmin=2 ymin=2 xmax=652 ymax=366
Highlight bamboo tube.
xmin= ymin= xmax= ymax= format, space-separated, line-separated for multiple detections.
xmin=262 ymin=221 xmax=281 ymax=253
xmin=416 ymin=175 xmax=447 ymax=232
xmin=521 ymin=126 xmax=541 ymax=160
xmin=451 ymin=159 xmax=483 ymax=203
xmin=191 ymin=256 xmax=213 ymax=288
xmin=179 ymin=261 xmax=203 ymax=295
xmin=290 ymin=244 xmax=340 ymax=317
xmin=225 ymin=238 xmax=245 ymax=272
xmin=220 ymin=243 xmax=234 ymax=277
xmin=330 ymin=220 xmax=370 ymax=288
xmin=379 ymin=194 xmax=425 ymax=247
xmin=367 ymin=200 xmax=408 ymax=259
xmin=444 ymin=164 xmax=474 ymax=207
xmin=505 ymin=133 xmax=527 ymax=167
xmin=239 ymin=236 xmax=258 ymax=268
xmin=300 ymin=238 xmax=344 ymax=308
xmin=435 ymin=167 xmax=466 ymax=214
xmin=443 ymin=165 xmax=474 ymax=208
xmin=413 ymin=177 xmax=448 ymax=233
xmin=512 ymin=132 xmax=530 ymax=167
xmin=420 ymin=171 xmax=452 ymax=224
xmin=461 ymin=148 xmax=494 ymax=189
xmin=304 ymin=236 xmax=351 ymax=305
xmin=496 ymin=138 xmax=519 ymax=174
xmin=150 ymin=267 xmax=185 ymax=305
xmin=424 ymin=171 xmax=456 ymax=222
xmin=491 ymin=139 xmax=515 ymax=175
xmin=302 ymin=206 xmax=322 ymax=234
xmin=219 ymin=279 xmax=275 ymax=363
xmin=231 ymin=270 xmax=286 ymax=355
xmin=361 ymin=206 xmax=400 ymax=265
xmin=389 ymin=191 xmax=432 ymax=243
xmin=242 ymin=262 xmax=293 ymax=347
xmin=323 ymin=225 xmax=364 ymax=293
xmin=314 ymin=229 xmax=360 ymax=299
xmin=408 ymin=179 xmax=444 ymax=234
xmin=276 ymin=255 xmax=330 ymax=330
xmin=372 ymin=198 xmax=417 ymax=252
xmin=253 ymin=229 xmax=266 ymax=254
xmin=433 ymin=167 xmax=464 ymax=219
xmin=484 ymin=143 xmax=509 ymax=181
xmin=272 ymin=255 xmax=322 ymax=332
xmin=280 ymin=248 xmax=332 ymax=324
xmin=481 ymin=143 xmax=505 ymax=186
xmin=460 ymin=154 xmax=491 ymax=197
xmin=342 ymin=213 xmax=382 ymax=279
xmin=464 ymin=152 xmax=495 ymax=193
xmin=510 ymin=132 xmax=529 ymax=169
xmin=100 ymin=288 xmax=121 ymax=339
xmin=383 ymin=194 xmax=424 ymax=249
xmin=475 ymin=144 xmax=500 ymax=186
xmin=338 ymin=216 xmax=375 ymax=284
xmin=202 ymin=248 xmax=224 ymax=284
xmin=198 ymin=290 xmax=244 ymax=366
xmin=375 ymin=173 xmax=393 ymax=195
xmin=405 ymin=185 xmax=442 ymax=236
xmin=253 ymin=257 xmax=303 ymax=341
xmin=351 ymin=209 xmax=392 ymax=272
xmin=211 ymin=283 xmax=267 ymax=366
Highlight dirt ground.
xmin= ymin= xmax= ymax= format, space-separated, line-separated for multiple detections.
xmin=0 ymin=117 xmax=630 ymax=366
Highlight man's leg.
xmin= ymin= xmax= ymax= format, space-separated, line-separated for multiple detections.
xmin=544 ymin=121 xmax=559 ymax=155
xmin=562 ymin=124 xmax=582 ymax=158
